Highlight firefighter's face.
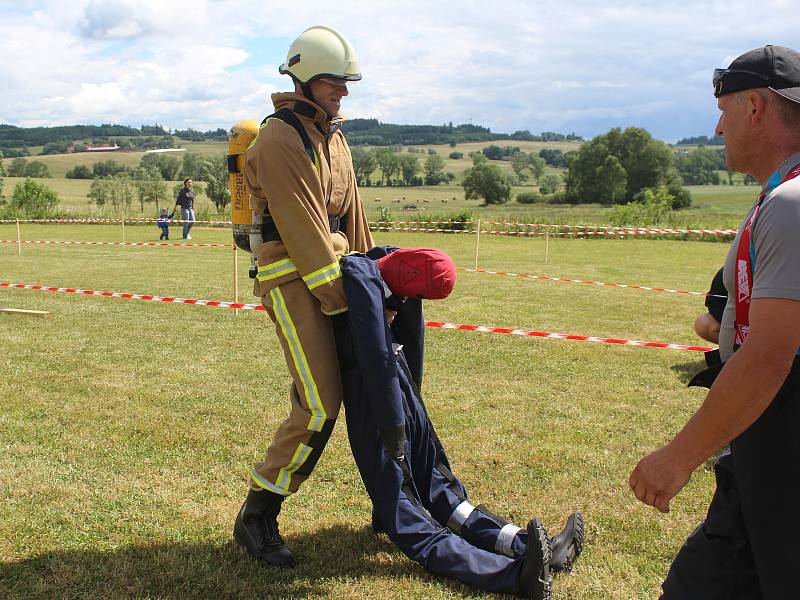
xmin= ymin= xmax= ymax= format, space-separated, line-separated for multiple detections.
xmin=310 ymin=78 xmax=349 ymax=118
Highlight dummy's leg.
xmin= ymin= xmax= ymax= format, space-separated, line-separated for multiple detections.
xmin=396 ymin=352 xmax=583 ymax=570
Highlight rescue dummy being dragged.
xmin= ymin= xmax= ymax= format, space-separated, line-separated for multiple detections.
xmin=333 ymin=247 xmax=584 ymax=600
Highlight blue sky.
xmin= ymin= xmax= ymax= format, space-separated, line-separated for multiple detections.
xmin=1 ymin=0 xmax=798 ymax=142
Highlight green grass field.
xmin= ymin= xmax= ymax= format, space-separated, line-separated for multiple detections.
xmin=1 ymin=222 xmax=731 ymax=599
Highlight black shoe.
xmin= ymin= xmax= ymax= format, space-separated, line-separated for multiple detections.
xmin=233 ymin=489 xmax=295 ymax=567
xmin=549 ymin=512 xmax=584 ymax=573
xmin=517 ymin=518 xmax=552 ymax=599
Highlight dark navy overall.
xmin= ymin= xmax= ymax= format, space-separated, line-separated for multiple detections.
xmin=333 ymin=250 xmax=530 ymax=595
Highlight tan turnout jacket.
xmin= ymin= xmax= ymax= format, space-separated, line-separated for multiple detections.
xmin=244 ymin=92 xmax=374 ymax=314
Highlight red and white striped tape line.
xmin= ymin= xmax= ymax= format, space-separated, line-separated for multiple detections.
xmin=3 ymin=218 xmax=737 ymax=236
xmin=0 ymin=217 xmax=232 ymax=225
xmin=369 ymin=225 xmax=738 ymax=237
xmin=0 ymin=281 xmax=714 ymax=353
xmin=0 ymin=239 xmax=232 ymax=248
xmin=368 ymin=220 xmax=737 ymax=235
xmin=459 ymin=267 xmax=726 ymax=298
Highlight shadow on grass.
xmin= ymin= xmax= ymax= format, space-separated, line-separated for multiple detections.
xmin=0 ymin=524 xmax=481 ymax=600
xmin=669 ymin=358 xmax=708 ymax=385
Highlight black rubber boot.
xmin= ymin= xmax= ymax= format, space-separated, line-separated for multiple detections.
xmin=549 ymin=511 xmax=584 ymax=573
xmin=517 ymin=518 xmax=552 ymax=599
xmin=234 ymin=488 xmax=295 ymax=567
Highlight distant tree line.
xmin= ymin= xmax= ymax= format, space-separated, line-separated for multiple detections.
xmin=84 ymin=152 xmax=230 ymax=214
xmin=350 ymin=147 xmax=453 ymax=187
xmin=675 ymin=135 xmax=724 ymax=146
xmin=341 ymin=119 xmax=583 ymax=147
xmin=0 ymin=123 xmax=168 ymax=150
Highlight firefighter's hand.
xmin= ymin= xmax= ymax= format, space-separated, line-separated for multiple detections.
xmin=629 ymin=445 xmax=692 ymax=513
xmin=385 ymin=309 xmax=397 ymax=325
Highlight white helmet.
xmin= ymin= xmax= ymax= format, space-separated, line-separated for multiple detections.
xmin=279 ymin=25 xmax=361 ymax=84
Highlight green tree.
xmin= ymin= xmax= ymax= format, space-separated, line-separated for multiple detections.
xmin=201 ymin=156 xmax=231 ymax=212
xmin=398 ymin=153 xmax=420 ymax=185
xmin=181 ymin=153 xmax=212 ymax=181
xmin=10 ymin=178 xmax=60 ymax=216
xmin=510 ymin=152 xmax=531 ymax=183
xmin=8 ymin=158 xmax=28 ymax=177
xmin=595 ymin=155 xmax=628 ymax=204
xmin=462 ymin=162 xmax=511 ymax=205
xmin=449 ymin=151 xmax=464 ymax=159
xmin=132 ymin=167 xmax=167 ymax=212
xmin=140 ymin=153 xmax=181 ymax=181
xmin=529 ymin=154 xmax=546 ymax=181
xmin=538 ymin=174 xmax=562 ymax=194
xmin=374 ymin=148 xmax=399 ymax=185
xmin=351 ymin=147 xmax=377 ymax=185
xmin=24 ymin=161 xmax=51 ymax=178
xmin=675 ymin=146 xmax=724 ymax=185
xmin=88 ymin=177 xmax=113 ymax=208
xmin=65 ymin=165 xmax=93 ymax=179
xmin=92 ymin=159 xmax=127 ymax=178
xmin=565 ymin=127 xmax=678 ymax=204
xmin=424 ymin=153 xmax=447 ymax=185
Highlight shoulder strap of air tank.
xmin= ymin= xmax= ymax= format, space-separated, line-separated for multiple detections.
xmin=262 ymin=108 xmax=315 ymax=164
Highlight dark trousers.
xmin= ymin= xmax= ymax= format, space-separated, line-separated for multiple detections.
xmin=662 ymin=360 xmax=800 ymax=600
xmin=342 ymin=351 xmax=526 ymax=595
xmin=159 ymin=226 xmax=169 ymax=240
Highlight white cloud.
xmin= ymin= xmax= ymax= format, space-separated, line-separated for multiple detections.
xmin=1 ymin=0 xmax=798 ymax=140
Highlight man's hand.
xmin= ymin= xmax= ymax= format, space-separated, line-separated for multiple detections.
xmin=385 ymin=308 xmax=397 ymax=325
xmin=629 ymin=445 xmax=693 ymax=513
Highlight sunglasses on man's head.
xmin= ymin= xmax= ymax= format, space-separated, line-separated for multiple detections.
xmin=713 ymin=68 xmax=770 ymax=97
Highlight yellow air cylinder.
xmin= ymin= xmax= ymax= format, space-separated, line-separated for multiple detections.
xmin=228 ymin=119 xmax=260 ymax=253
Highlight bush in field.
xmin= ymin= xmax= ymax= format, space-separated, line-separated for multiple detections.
xmin=7 ymin=178 xmax=60 ymax=216
xmin=538 ymin=174 xmax=563 ymax=195
xmin=516 ymin=191 xmax=545 ymax=204
xmin=449 ymin=151 xmax=464 ymax=159
xmin=66 ymin=165 xmax=93 ymax=179
xmin=609 ymin=186 xmax=675 ymax=226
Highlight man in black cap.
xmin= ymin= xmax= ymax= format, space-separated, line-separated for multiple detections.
xmin=629 ymin=45 xmax=800 ymax=599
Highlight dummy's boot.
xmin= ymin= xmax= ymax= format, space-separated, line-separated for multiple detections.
xmin=517 ymin=518 xmax=552 ymax=600
xmin=371 ymin=508 xmax=385 ymax=534
xmin=549 ymin=511 xmax=584 ymax=573
xmin=233 ymin=488 xmax=295 ymax=567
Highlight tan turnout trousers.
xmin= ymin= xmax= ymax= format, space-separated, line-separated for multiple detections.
xmin=251 ymin=278 xmax=344 ymax=495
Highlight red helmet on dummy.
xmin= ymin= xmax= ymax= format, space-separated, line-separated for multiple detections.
xmin=376 ymin=248 xmax=457 ymax=300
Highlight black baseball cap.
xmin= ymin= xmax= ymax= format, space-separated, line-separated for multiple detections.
xmin=713 ymin=45 xmax=800 ymax=103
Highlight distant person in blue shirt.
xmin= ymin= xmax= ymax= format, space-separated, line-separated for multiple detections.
xmin=173 ymin=178 xmax=195 ymax=239
xmin=157 ymin=208 xmax=174 ymax=240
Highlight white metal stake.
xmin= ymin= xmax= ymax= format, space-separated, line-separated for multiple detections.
xmin=16 ymin=218 xmax=21 ymax=255
xmin=474 ymin=219 xmax=481 ymax=270
xmin=233 ymin=245 xmax=239 ymax=317
xmin=544 ymin=227 xmax=550 ymax=263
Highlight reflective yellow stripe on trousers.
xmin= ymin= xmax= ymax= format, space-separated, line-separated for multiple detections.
xmin=269 ymin=286 xmax=326 ymax=432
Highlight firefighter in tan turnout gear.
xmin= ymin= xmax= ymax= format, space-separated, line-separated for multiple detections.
xmin=233 ymin=25 xmax=374 ymax=567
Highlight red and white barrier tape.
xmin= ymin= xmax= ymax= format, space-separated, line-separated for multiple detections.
xmin=0 ymin=217 xmax=232 ymax=225
xmin=0 ymin=281 xmax=714 ymax=352
xmin=369 ymin=225 xmax=738 ymax=237
xmin=0 ymin=239 xmax=232 ymax=248
xmin=3 ymin=218 xmax=737 ymax=236
xmin=0 ymin=282 xmax=263 ymax=310
xmin=459 ymin=267 xmax=726 ymax=299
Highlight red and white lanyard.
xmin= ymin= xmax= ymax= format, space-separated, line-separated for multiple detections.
xmin=734 ymin=163 xmax=800 ymax=346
